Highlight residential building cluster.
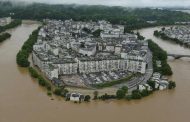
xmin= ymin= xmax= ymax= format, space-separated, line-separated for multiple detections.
xmin=138 ymin=72 xmax=169 ymax=91
xmin=0 ymin=17 xmax=11 ymax=26
xmin=150 ymin=72 xmax=169 ymax=90
xmin=163 ymin=26 xmax=190 ymax=45
xmin=32 ymin=19 xmax=148 ymax=83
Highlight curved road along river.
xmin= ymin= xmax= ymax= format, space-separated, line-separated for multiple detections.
xmin=0 ymin=23 xmax=190 ymax=122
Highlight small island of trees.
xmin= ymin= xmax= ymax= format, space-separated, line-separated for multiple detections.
xmin=0 ymin=33 xmax=11 ymax=43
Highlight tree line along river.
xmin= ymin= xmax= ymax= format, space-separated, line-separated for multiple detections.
xmin=0 ymin=21 xmax=190 ymax=122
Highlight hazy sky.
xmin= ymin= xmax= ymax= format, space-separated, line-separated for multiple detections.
xmin=2 ymin=0 xmax=190 ymax=7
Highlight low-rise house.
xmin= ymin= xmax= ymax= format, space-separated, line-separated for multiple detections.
xmin=156 ymin=60 xmax=162 ymax=68
xmin=139 ymin=84 xmax=152 ymax=91
xmin=159 ymin=84 xmax=167 ymax=90
xmin=155 ymin=82 xmax=160 ymax=89
xmin=138 ymin=85 xmax=146 ymax=91
xmin=0 ymin=17 xmax=11 ymax=26
xmin=67 ymin=93 xmax=85 ymax=102
xmin=144 ymin=84 xmax=153 ymax=91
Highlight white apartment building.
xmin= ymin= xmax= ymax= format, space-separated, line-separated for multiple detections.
xmin=78 ymin=58 xmax=128 ymax=74
xmin=0 ymin=17 xmax=11 ymax=26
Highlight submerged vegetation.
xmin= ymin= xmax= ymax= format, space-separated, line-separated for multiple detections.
xmin=10 ymin=1 xmax=178 ymax=103
xmin=0 ymin=33 xmax=11 ymax=42
xmin=16 ymin=28 xmax=39 ymax=67
xmin=28 ymin=67 xmax=52 ymax=91
xmin=0 ymin=19 xmax=22 ymax=33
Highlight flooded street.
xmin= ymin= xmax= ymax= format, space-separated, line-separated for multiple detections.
xmin=0 ymin=23 xmax=190 ymax=122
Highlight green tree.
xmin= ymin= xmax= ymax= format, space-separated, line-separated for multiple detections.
xmin=61 ymin=89 xmax=69 ymax=97
xmin=131 ymin=89 xmax=142 ymax=99
xmin=161 ymin=27 xmax=165 ymax=31
xmin=116 ymin=89 xmax=126 ymax=99
xmin=82 ymin=27 xmax=91 ymax=34
xmin=38 ymin=76 xmax=46 ymax=86
xmin=16 ymin=50 xmax=30 ymax=67
xmin=92 ymin=29 xmax=102 ymax=37
xmin=0 ymin=33 xmax=11 ymax=42
xmin=147 ymin=80 xmax=156 ymax=90
xmin=121 ymin=86 xmax=128 ymax=93
xmin=45 ymin=82 xmax=52 ymax=91
xmin=137 ymin=32 xmax=145 ymax=40
xmin=84 ymin=95 xmax=91 ymax=102
xmin=140 ymin=89 xmax=150 ymax=97
xmin=0 ymin=20 xmax=22 ymax=33
xmin=168 ymin=81 xmax=176 ymax=89
xmin=54 ymin=88 xmax=62 ymax=96
xmin=28 ymin=67 xmax=39 ymax=78
xmin=16 ymin=28 xmax=40 ymax=67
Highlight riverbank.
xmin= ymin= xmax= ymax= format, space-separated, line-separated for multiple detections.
xmin=148 ymin=39 xmax=173 ymax=75
xmin=0 ymin=19 xmax=22 ymax=33
xmin=0 ymin=22 xmax=189 ymax=122
xmin=154 ymin=29 xmax=190 ymax=48
xmin=15 ymin=21 xmax=175 ymax=103
xmin=0 ymin=32 xmax=11 ymax=43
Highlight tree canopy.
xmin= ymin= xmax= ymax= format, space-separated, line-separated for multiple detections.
xmin=1 ymin=1 xmax=190 ymax=31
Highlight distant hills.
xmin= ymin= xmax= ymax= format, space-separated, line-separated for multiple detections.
xmin=1 ymin=1 xmax=190 ymax=31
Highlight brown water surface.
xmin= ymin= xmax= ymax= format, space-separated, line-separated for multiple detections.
xmin=0 ymin=23 xmax=190 ymax=122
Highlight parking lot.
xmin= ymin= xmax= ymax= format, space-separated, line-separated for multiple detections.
xmin=79 ymin=71 xmax=131 ymax=86
xmin=60 ymin=71 xmax=131 ymax=87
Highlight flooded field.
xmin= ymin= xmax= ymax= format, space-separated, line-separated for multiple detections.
xmin=0 ymin=23 xmax=190 ymax=122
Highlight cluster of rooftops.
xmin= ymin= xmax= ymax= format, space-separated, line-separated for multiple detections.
xmin=163 ymin=26 xmax=190 ymax=44
xmin=33 ymin=19 xmax=148 ymax=63
xmin=32 ymin=19 xmax=149 ymax=80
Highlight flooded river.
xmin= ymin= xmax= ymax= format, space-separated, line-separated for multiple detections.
xmin=0 ymin=23 xmax=190 ymax=122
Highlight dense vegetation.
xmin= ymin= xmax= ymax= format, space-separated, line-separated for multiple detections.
xmin=97 ymin=87 xmax=152 ymax=101
xmin=97 ymin=78 xmax=176 ymax=101
xmin=148 ymin=39 xmax=173 ymax=75
xmin=154 ymin=30 xmax=187 ymax=46
xmin=84 ymin=95 xmax=91 ymax=102
xmin=137 ymin=32 xmax=145 ymax=40
xmin=28 ymin=67 xmax=52 ymax=91
xmin=29 ymin=67 xmax=70 ymax=97
xmin=116 ymin=86 xmax=128 ymax=99
xmin=0 ymin=33 xmax=11 ymax=42
xmin=16 ymin=28 xmax=39 ymax=67
xmin=0 ymin=19 xmax=22 ymax=33
xmin=28 ymin=67 xmax=39 ymax=78
xmin=92 ymin=29 xmax=102 ymax=37
xmin=168 ymin=81 xmax=176 ymax=89
xmin=1 ymin=1 xmax=190 ymax=31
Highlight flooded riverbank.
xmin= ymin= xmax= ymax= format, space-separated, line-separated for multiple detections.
xmin=0 ymin=23 xmax=190 ymax=122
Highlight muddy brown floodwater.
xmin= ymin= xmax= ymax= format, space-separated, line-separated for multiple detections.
xmin=0 ymin=22 xmax=190 ymax=122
